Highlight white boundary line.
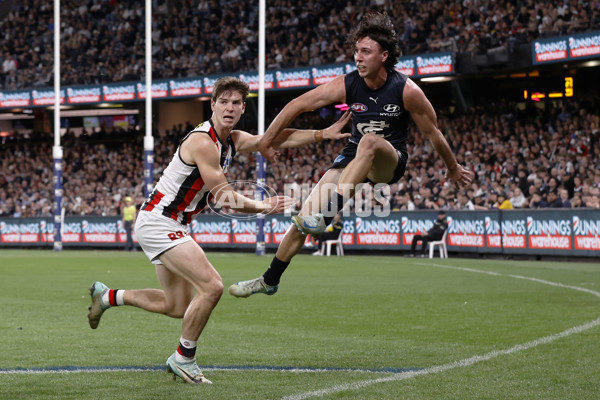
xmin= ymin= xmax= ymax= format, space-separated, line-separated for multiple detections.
xmin=0 ymin=366 xmax=414 ymax=376
xmin=281 ymin=317 xmax=600 ymax=400
xmin=0 ymin=367 xmax=158 ymax=375
xmin=422 ymin=263 xmax=600 ymax=299
xmin=280 ymin=262 xmax=600 ymax=400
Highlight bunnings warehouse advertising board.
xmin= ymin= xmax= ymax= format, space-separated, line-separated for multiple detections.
xmin=1 ymin=210 xmax=599 ymax=257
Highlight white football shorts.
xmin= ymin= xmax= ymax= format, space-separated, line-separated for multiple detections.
xmin=135 ymin=210 xmax=194 ymax=264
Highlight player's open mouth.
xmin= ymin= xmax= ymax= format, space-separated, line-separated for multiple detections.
xmin=223 ymin=116 xmax=234 ymax=122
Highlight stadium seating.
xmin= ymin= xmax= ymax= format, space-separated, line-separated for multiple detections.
xmin=428 ymin=230 xmax=448 ymax=259
xmin=1 ymin=0 xmax=599 ymax=89
xmin=1 ymin=96 xmax=600 ymax=218
xmin=322 ymin=232 xmax=344 ymax=257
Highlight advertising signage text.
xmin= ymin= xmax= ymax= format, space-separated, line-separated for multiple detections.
xmin=533 ymin=30 xmax=600 ymax=64
xmin=1 ymin=210 xmax=598 ymax=257
xmin=0 ymin=52 xmax=458 ymax=108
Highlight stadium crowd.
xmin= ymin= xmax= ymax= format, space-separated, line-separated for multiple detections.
xmin=1 ymin=0 xmax=600 ymax=90
xmin=1 ymin=96 xmax=599 ymax=218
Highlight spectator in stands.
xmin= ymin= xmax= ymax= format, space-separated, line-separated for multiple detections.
xmin=510 ymin=187 xmax=528 ymax=208
xmin=436 ymin=196 xmax=450 ymax=210
xmin=546 ymin=191 xmax=563 ymax=208
xmin=457 ymin=191 xmax=475 ymax=210
xmin=516 ymin=169 xmax=530 ymax=195
xmin=402 ymin=192 xmax=416 ymax=211
xmin=586 ymin=194 xmax=600 ymax=208
xmin=472 ymin=194 xmax=488 ymax=210
xmin=547 ymin=177 xmax=559 ymax=194
xmin=497 ymin=193 xmax=514 ymax=210
xmin=559 ymin=188 xmax=572 ymax=208
xmin=390 ymin=192 xmax=403 ymax=211
xmin=413 ymin=194 xmax=428 ymax=210
xmin=529 ymin=191 xmax=548 ymax=208
xmin=2 ymin=52 xmax=16 ymax=75
xmin=571 ymin=193 xmax=584 ymax=208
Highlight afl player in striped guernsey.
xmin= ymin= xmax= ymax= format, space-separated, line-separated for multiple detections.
xmin=87 ymin=77 xmax=351 ymax=384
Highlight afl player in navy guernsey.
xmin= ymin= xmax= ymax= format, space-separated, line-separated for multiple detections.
xmin=230 ymin=12 xmax=474 ymax=298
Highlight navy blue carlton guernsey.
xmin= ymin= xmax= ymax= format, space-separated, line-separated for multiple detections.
xmin=344 ymin=69 xmax=410 ymax=154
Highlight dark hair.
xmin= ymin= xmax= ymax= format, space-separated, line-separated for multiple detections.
xmin=346 ymin=11 xmax=401 ymax=71
xmin=212 ymin=76 xmax=250 ymax=103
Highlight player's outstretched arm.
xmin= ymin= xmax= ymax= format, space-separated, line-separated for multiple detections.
xmin=257 ymin=75 xmax=347 ymax=161
xmin=273 ymin=110 xmax=351 ymax=149
xmin=185 ymin=133 xmax=294 ymax=214
xmin=233 ymin=111 xmax=351 ymax=154
xmin=404 ymin=79 xmax=474 ymax=188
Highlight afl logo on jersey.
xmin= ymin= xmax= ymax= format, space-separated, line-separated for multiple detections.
xmin=350 ymin=103 xmax=367 ymax=112
xmin=383 ymin=104 xmax=401 ymax=113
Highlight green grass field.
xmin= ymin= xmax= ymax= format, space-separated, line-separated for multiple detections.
xmin=0 ymin=250 xmax=599 ymax=400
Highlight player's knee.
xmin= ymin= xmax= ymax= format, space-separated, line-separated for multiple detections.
xmin=285 ymin=223 xmax=304 ymax=241
xmin=205 ymin=278 xmax=224 ymax=305
xmin=357 ymin=133 xmax=380 ymax=156
xmin=290 ymin=224 xmax=303 ymax=237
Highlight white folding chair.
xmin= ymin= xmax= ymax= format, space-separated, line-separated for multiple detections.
xmin=321 ymin=233 xmax=344 ymax=256
xmin=428 ymin=229 xmax=448 ymax=259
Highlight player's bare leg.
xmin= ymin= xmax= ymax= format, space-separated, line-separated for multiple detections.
xmin=158 ymin=241 xmax=223 ymax=342
xmin=228 ymin=169 xmax=342 ymax=298
xmin=293 ymin=134 xmax=399 ymax=234
xmin=337 ymin=133 xmax=398 ymax=196
xmin=158 ymin=241 xmax=223 ymax=384
xmin=88 ymin=266 xmax=193 ymax=328
xmin=108 ymin=265 xmax=192 ymax=316
xmin=89 ymin=241 xmax=222 ymax=383
xmin=278 ymin=168 xmax=342 ymax=261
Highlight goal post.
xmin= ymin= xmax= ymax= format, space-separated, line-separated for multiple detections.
xmin=52 ymin=0 xmax=62 ymax=251
xmin=255 ymin=0 xmax=267 ymax=256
